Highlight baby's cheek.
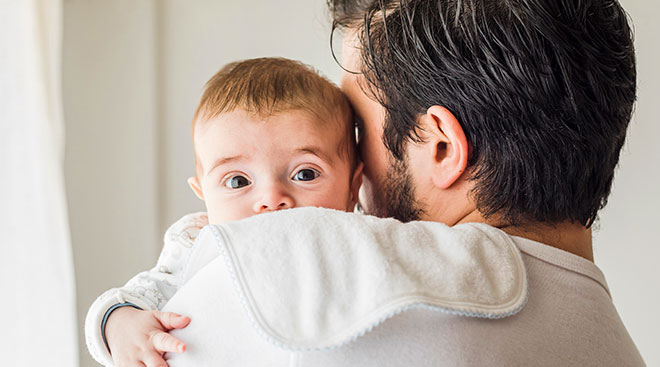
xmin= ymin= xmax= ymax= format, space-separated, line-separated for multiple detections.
xmin=205 ymin=195 xmax=253 ymax=224
xmin=310 ymin=182 xmax=353 ymax=212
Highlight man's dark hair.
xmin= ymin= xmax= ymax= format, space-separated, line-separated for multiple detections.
xmin=329 ymin=0 xmax=636 ymax=227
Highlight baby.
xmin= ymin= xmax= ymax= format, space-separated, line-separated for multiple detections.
xmin=84 ymin=57 xmax=362 ymax=367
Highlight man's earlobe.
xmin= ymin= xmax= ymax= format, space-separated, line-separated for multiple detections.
xmin=349 ymin=161 xmax=364 ymax=207
xmin=187 ymin=177 xmax=205 ymax=201
xmin=424 ymin=105 xmax=469 ymax=189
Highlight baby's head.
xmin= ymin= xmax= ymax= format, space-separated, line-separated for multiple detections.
xmin=187 ymin=58 xmax=363 ymax=224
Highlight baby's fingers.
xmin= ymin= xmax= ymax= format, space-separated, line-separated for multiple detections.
xmin=149 ymin=330 xmax=186 ymax=354
xmin=153 ymin=310 xmax=191 ymax=330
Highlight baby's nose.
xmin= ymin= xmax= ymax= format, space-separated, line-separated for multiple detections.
xmin=254 ymin=189 xmax=294 ymax=214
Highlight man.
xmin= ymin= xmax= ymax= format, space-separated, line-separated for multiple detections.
xmin=95 ymin=0 xmax=644 ymax=366
xmin=325 ymin=0 xmax=643 ymax=364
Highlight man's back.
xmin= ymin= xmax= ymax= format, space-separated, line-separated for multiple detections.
xmin=165 ymin=232 xmax=644 ymax=366
xmin=301 ymin=236 xmax=643 ymax=366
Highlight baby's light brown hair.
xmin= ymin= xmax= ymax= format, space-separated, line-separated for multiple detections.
xmin=192 ymin=57 xmax=356 ymax=178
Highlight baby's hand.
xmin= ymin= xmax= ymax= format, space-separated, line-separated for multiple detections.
xmin=105 ymin=306 xmax=191 ymax=367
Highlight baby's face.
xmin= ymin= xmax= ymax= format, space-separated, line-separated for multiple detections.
xmin=191 ymin=109 xmax=362 ymax=224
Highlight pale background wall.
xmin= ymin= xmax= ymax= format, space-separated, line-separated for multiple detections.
xmin=63 ymin=3 xmax=159 ymax=367
xmin=62 ymin=1 xmax=659 ymax=366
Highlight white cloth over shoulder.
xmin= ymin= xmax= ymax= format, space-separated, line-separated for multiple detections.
xmin=171 ymin=207 xmax=527 ymax=351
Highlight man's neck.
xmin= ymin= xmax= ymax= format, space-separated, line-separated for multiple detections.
xmin=456 ymin=209 xmax=594 ymax=262
xmin=498 ymin=222 xmax=593 ymax=262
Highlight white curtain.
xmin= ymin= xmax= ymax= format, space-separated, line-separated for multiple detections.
xmin=0 ymin=0 xmax=78 ymax=366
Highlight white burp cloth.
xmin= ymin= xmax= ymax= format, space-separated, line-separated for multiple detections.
xmin=177 ymin=207 xmax=528 ymax=350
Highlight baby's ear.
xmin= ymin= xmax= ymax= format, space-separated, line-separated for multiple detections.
xmin=349 ymin=161 xmax=364 ymax=207
xmin=187 ymin=177 xmax=205 ymax=200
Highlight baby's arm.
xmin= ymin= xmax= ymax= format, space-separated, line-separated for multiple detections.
xmin=84 ymin=212 xmax=208 ymax=367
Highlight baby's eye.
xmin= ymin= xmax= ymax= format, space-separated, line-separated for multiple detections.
xmin=292 ymin=168 xmax=320 ymax=182
xmin=224 ymin=175 xmax=251 ymax=189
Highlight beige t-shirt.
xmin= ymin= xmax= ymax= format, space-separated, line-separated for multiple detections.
xmin=161 ymin=212 xmax=644 ymax=367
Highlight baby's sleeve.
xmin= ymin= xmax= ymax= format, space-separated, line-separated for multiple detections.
xmin=84 ymin=212 xmax=208 ymax=367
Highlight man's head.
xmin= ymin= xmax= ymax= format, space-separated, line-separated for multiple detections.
xmin=331 ymin=0 xmax=636 ymax=227
xmin=188 ymin=58 xmax=362 ymax=224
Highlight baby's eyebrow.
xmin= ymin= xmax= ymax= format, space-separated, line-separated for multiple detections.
xmin=296 ymin=147 xmax=332 ymax=163
xmin=207 ymin=155 xmax=244 ymax=175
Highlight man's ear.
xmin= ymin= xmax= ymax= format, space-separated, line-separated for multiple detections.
xmin=187 ymin=177 xmax=205 ymax=200
xmin=420 ymin=105 xmax=469 ymax=189
xmin=348 ymin=161 xmax=364 ymax=208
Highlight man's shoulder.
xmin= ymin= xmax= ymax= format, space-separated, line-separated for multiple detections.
xmin=165 ymin=209 xmax=644 ymax=366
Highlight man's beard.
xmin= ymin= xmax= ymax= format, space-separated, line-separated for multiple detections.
xmin=360 ymin=155 xmax=423 ymax=222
